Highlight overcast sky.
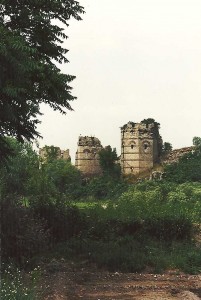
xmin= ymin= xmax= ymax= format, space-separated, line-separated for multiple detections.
xmin=37 ymin=0 xmax=201 ymax=162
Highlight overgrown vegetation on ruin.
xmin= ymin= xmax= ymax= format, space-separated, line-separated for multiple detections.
xmin=1 ymin=137 xmax=201 ymax=296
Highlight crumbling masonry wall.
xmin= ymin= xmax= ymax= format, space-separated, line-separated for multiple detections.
xmin=75 ymin=136 xmax=103 ymax=176
xmin=39 ymin=147 xmax=71 ymax=162
xmin=162 ymin=146 xmax=195 ymax=165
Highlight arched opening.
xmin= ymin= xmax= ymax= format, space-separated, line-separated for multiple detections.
xmin=83 ymin=149 xmax=90 ymax=158
xmin=129 ymin=141 xmax=136 ymax=150
xmin=143 ymin=141 xmax=150 ymax=152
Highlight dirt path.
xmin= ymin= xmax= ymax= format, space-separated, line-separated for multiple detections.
xmin=37 ymin=261 xmax=201 ymax=300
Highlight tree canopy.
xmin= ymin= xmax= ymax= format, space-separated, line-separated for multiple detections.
xmin=99 ymin=145 xmax=121 ymax=178
xmin=0 ymin=0 xmax=84 ymax=158
xmin=193 ymin=136 xmax=201 ymax=152
xmin=162 ymin=142 xmax=172 ymax=155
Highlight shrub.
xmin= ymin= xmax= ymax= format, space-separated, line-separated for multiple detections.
xmin=34 ymin=202 xmax=87 ymax=243
xmin=164 ymin=147 xmax=201 ymax=183
xmin=1 ymin=198 xmax=49 ymax=264
xmin=82 ymin=176 xmax=127 ymax=200
xmin=144 ymin=216 xmax=193 ymax=241
xmin=83 ymin=181 xmax=199 ymax=241
xmin=0 ymin=138 xmax=39 ymax=196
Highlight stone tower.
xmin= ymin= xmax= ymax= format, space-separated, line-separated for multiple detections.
xmin=75 ymin=136 xmax=103 ymax=176
xmin=39 ymin=146 xmax=71 ymax=163
xmin=120 ymin=120 xmax=162 ymax=175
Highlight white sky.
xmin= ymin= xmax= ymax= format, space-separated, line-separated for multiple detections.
xmin=37 ymin=0 xmax=201 ymax=162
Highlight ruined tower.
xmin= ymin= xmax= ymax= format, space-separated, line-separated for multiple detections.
xmin=120 ymin=120 xmax=162 ymax=175
xmin=39 ymin=146 xmax=71 ymax=163
xmin=75 ymin=136 xmax=103 ymax=176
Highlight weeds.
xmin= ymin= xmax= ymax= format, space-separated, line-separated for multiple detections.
xmin=52 ymin=237 xmax=201 ymax=274
xmin=1 ymin=264 xmax=41 ymax=299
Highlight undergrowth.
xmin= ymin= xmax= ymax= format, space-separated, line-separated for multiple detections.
xmin=49 ymin=237 xmax=201 ymax=274
xmin=0 ymin=264 xmax=41 ymax=300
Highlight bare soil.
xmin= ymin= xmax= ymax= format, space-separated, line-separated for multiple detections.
xmin=36 ymin=260 xmax=201 ymax=300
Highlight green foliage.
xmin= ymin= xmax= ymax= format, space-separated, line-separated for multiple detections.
xmin=0 ymin=139 xmax=82 ymax=200
xmin=193 ymin=136 xmax=201 ymax=152
xmin=165 ymin=139 xmax=201 ymax=183
xmin=41 ymin=145 xmax=61 ymax=163
xmin=82 ymin=181 xmax=201 ymax=241
xmin=0 ymin=137 xmax=15 ymax=165
xmin=0 ymin=0 xmax=84 ymax=159
xmin=141 ymin=118 xmax=160 ymax=127
xmin=62 ymin=181 xmax=201 ymax=272
xmin=0 ymin=139 xmax=86 ymax=263
xmin=144 ymin=216 xmax=192 ymax=240
xmin=1 ymin=264 xmax=40 ymax=299
xmin=98 ymin=145 xmax=121 ymax=178
xmin=1 ymin=198 xmax=50 ymax=263
xmin=0 ymin=138 xmax=39 ymax=195
xmin=121 ymin=121 xmax=136 ymax=129
xmin=34 ymin=202 xmax=87 ymax=243
xmin=54 ymin=237 xmax=201 ymax=274
xmin=41 ymin=159 xmax=82 ymax=195
xmin=80 ymin=176 xmax=127 ymax=200
xmin=162 ymin=142 xmax=172 ymax=154
xmin=1 ymin=137 xmax=201 ymax=274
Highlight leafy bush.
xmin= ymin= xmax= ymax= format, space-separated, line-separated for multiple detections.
xmin=54 ymin=237 xmax=201 ymax=274
xmin=82 ymin=181 xmax=201 ymax=241
xmin=34 ymin=202 xmax=87 ymax=243
xmin=27 ymin=159 xmax=82 ymax=202
xmin=41 ymin=159 xmax=82 ymax=195
xmin=1 ymin=198 xmax=49 ymax=263
xmin=144 ymin=216 xmax=192 ymax=240
xmin=164 ymin=148 xmax=201 ymax=183
xmin=81 ymin=176 xmax=127 ymax=200
xmin=0 ymin=138 xmax=39 ymax=196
